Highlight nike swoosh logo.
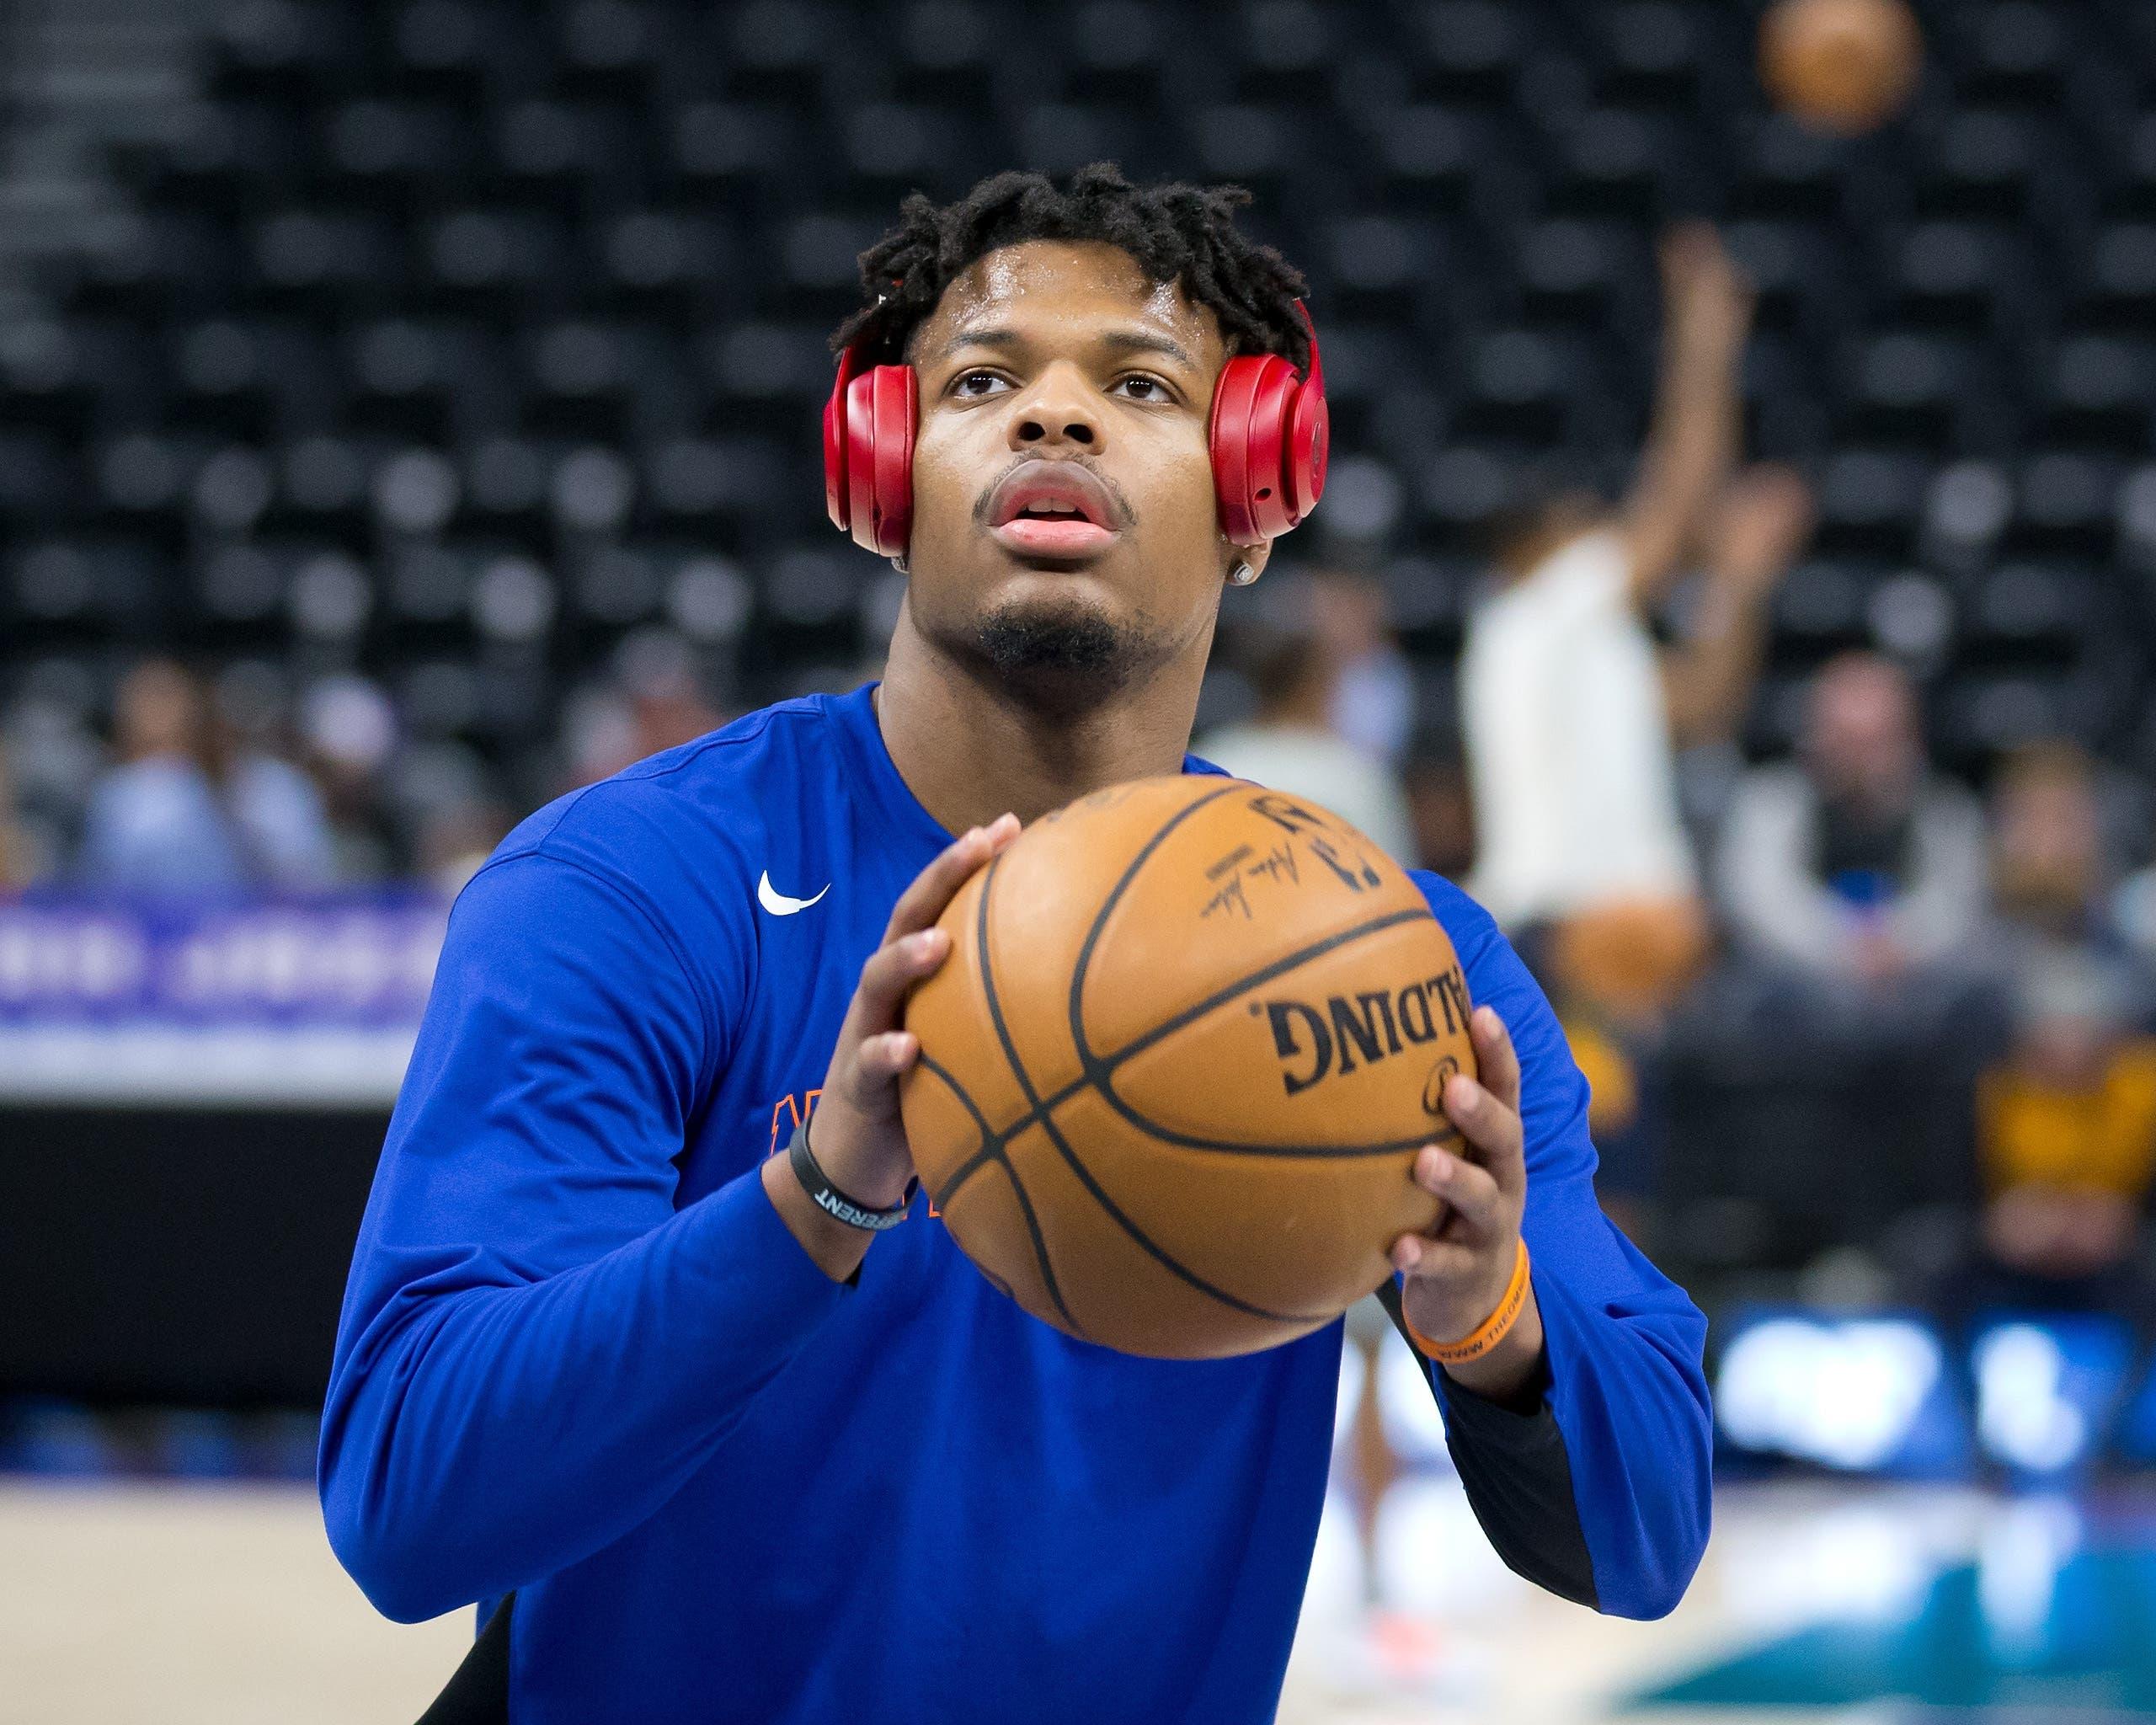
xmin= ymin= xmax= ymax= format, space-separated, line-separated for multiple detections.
xmin=757 ymin=872 xmax=830 ymax=916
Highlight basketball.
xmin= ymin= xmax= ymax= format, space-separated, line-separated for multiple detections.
xmin=899 ymin=776 xmax=1475 ymax=1359
xmin=1759 ymin=0 xmax=1922 ymax=136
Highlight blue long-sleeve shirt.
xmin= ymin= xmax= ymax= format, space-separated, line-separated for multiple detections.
xmin=321 ymin=682 xmax=1710 ymax=1723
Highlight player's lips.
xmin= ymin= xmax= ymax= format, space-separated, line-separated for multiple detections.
xmin=984 ymin=460 xmax=1123 ymax=559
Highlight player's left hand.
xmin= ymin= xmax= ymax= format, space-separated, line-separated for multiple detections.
xmin=1390 ymin=1005 xmax=1546 ymax=1403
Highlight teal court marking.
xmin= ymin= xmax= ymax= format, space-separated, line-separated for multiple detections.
xmin=1633 ymin=1546 xmax=2156 ymax=1716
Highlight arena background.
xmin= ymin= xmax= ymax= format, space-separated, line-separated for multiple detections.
xmin=5 ymin=0 xmax=2156 ymax=1718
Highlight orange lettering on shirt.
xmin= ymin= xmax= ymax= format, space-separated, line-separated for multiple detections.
xmin=763 ymin=1085 xmax=937 ymax=1218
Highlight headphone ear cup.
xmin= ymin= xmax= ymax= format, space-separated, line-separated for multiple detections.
xmin=841 ymin=366 xmax=916 ymax=557
xmin=1241 ymin=355 xmax=1302 ymax=542
xmin=1285 ymin=372 xmax=1329 ymax=523
xmin=823 ymin=363 xmax=852 ymax=533
xmin=869 ymin=364 xmax=915 ymax=557
xmin=845 ymin=370 xmax=881 ymax=553
xmin=1207 ymin=355 xmax=1264 ymax=544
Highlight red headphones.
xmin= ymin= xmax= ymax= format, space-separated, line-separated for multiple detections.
xmin=823 ymin=300 xmax=1329 ymax=558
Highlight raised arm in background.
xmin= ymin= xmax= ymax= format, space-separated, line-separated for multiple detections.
xmin=1662 ymin=465 xmax=1814 ymax=749
xmin=1620 ymin=225 xmax=1754 ymax=606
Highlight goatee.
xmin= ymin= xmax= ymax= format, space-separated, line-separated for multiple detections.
xmin=973 ymin=597 xmax=1164 ymax=714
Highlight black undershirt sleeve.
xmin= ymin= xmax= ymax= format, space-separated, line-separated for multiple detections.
xmin=1374 ymin=1279 xmax=1599 ymax=1610
xmin=416 ymin=1594 xmax=513 ymax=1725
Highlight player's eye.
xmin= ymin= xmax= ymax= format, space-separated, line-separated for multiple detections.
xmin=950 ymin=370 xmax=1009 ymax=398
xmin=1113 ymin=375 xmax=1171 ymax=403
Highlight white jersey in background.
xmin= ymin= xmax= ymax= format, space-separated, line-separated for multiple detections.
xmin=1460 ymin=529 xmax=1695 ymax=929
xmin=1195 ymin=723 xmax=1417 ymax=866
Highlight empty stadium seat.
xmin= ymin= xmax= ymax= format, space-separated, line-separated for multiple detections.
xmin=5 ymin=0 xmax=2151 ymax=777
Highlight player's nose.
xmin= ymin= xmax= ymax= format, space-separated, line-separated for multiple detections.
xmin=1006 ymin=361 xmax=1102 ymax=456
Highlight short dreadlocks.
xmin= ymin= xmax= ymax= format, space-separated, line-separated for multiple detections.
xmin=830 ymin=163 xmax=1312 ymax=376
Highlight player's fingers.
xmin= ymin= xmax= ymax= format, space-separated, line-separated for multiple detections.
xmin=849 ymin=926 xmax=951 ymax=1033
xmin=853 ymin=1030 xmax=920 ymax=1083
xmin=881 ymin=828 xmax=987 ymax=943
xmin=827 ymin=1030 xmax=922 ymax=1119
xmin=1469 ymin=1007 xmax=1522 ymax=1115
xmin=883 ymin=814 xmax=1020 ymax=942
xmin=1443 ymin=1069 xmax=1526 ymax=1198
xmin=1411 ymin=1145 xmax=1504 ymax=1234
xmin=1390 ymin=1233 xmax=1479 ymax=1281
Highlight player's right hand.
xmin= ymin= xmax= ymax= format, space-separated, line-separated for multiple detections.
xmin=803 ymin=814 xmax=1022 ymax=1210
xmin=1705 ymin=464 xmax=1814 ymax=601
xmin=1660 ymin=222 xmax=1753 ymax=354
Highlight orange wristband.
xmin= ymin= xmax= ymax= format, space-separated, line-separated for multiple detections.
xmin=1403 ymin=1239 xmax=1533 ymax=1366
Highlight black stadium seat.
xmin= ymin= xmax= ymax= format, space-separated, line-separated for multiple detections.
xmin=3 ymin=0 xmax=2153 ymax=776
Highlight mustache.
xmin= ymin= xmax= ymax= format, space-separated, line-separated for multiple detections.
xmin=971 ymin=458 xmax=1136 ymax=531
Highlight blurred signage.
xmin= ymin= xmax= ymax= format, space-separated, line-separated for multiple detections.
xmin=1971 ymin=1315 xmax=2135 ymax=1482
xmin=1715 ymin=1307 xmax=1970 ymax=1478
xmin=0 ymin=895 xmax=446 ymax=1107
xmin=1716 ymin=1306 xmax=2156 ymax=1480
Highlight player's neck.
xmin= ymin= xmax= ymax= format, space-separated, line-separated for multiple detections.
xmin=876 ymin=614 xmax=1206 ymax=833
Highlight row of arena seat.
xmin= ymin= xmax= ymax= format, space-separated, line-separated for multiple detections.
xmin=4 ymin=0 xmax=2155 ymax=774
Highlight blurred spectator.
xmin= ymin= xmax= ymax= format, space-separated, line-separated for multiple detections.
xmin=1 ymin=681 xmax=101 ymax=872
xmin=1717 ymin=652 xmax=1988 ymax=991
xmin=1308 ymin=568 xmax=1413 ymax=766
xmin=1197 ymin=624 xmax=1414 ymax=862
xmin=1992 ymin=741 xmax=2111 ymax=943
xmin=300 ymin=676 xmax=403 ymax=883
xmin=0 ymin=745 xmax=42 ymax=891
xmin=1957 ymin=953 xmax=2156 ymax=1319
xmin=77 ymin=659 xmax=337 ymax=895
xmin=1988 ymin=740 xmax=2145 ymax=1002
xmin=1463 ymin=226 xmax=1793 ymax=1024
xmin=2113 ymin=857 xmax=2156 ymax=969
xmin=566 ymin=630 xmax=727 ymax=788
xmin=416 ymin=797 xmax=515 ymax=899
xmin=1401 ymin=730 xmax=1476 ymax=879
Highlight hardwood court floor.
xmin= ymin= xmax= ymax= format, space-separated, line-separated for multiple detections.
xmin=3 ymin=1477 xmax=2134 ymax=1723
xmin=0 ymin=1481 xmax=471 ymax=1724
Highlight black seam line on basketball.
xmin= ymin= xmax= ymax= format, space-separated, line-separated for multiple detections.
xmin=1064 ymin=780 xmax=1247 ymax=1078
xmin=970 ymin=857 xmax=1088 ymax=1340
xmin=1026 ymin=788 xmax=1335 ymax=1326
xmin=917 ymin=1046 xmax=1081 ymax=1346
xmin=918 ymin=1052 xmax=1081 ymax=1337
xmin=942 ymin=902 xmax=1458 ymax=1179
xmin=915 ymin=1051 xmax=1001 ymax=1210
xmin=1062 ymin=784 xmax=1441 ymax=1144
xmin=974 ymin=846 xmax=1316 ymax=1329
xmin=1082 ymin=904 xmax=1445 ymax=1156
xmin=1026 ymin=1066 xmax=1331 ymax=1326
xmin=947 ymin=1093 xmax=1460 ymax=1194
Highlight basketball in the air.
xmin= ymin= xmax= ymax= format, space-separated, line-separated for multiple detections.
xmin=899 ymin=776 xmax=1476 ymax=1359
xmin=1760 ymin=0 xmax=1922 ymax=136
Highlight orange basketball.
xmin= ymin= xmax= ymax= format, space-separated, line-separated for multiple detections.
xmin=899 ymin=777 xmax=1474 ymax=1359
xmin=1760 ymin=0 xmax=1922 ymax=136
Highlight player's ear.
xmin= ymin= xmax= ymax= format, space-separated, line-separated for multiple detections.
xmin=1224 ymin=539 xmax=1273 ymax=587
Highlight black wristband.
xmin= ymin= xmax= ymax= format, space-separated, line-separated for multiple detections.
xmin=787 ymin=1118 xmax=916 ymax=1232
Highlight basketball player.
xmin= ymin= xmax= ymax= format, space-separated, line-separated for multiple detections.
xmin=323 ymin=166 xmax=1710 ymax=1723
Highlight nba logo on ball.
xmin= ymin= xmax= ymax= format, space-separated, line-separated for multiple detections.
xmin=901 ymin=777 xmax=1477 ymax=1359
xmin=1422 ymin=1055 xmax=1461 ymax=1121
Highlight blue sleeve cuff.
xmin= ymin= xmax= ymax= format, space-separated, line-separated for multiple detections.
xmin=677 ymin=1162 xmax=857 ymax=1372
xmin=1526 ymin=1248 xmax=1712 ymax=1620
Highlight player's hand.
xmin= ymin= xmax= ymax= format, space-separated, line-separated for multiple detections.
xmin=1390 ymin=1006 xmax=1546 ymax=1403
xmin=784 ymin=815 xmax=1021 ymax=1220
xmin=1705 ymin=465 xmax=1814 ymax=604
xmin=1660 ymin=222 xmax=1753 ymax=356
